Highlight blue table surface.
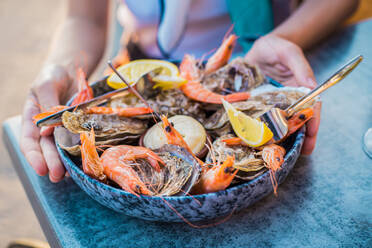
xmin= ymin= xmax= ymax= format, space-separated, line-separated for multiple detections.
xmin=3 ymin=21 xmax=372 ymax=248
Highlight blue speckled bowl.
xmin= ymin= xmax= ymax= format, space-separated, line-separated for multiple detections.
xmin=56 ymin=79 xmax=305 ymax=222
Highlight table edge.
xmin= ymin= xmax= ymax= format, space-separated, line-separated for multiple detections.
xmin=2 ymin=118 xmax=63 ymax=248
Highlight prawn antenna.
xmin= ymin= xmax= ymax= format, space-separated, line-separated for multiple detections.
xmin=108 ymin=61 xmax=162 ymax=121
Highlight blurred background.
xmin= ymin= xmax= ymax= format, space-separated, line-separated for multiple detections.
xmin=0 ymin=0 xmax=371 ymax=247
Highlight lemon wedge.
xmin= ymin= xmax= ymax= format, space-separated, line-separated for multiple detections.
xmin=107 ymin=59 xmax=182 ymax=89
xmin=222 ymin=99 xmax=273 ymax=147
xmin=152 ymin=75 xmax=187 ymax=90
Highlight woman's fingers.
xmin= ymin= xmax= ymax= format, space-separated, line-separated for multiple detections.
xmin=302 ymin=101 xmax=322 ymax=155
xmin=40 ymin=135 xmax=65 ymax=182
xmin=33 ymin=81 xmax=60 ymax=110
xmin=40 ymin=126 xmax=54 ymax=136
xmin=280 ymin=45 xmax=317 ymax=89
xmin=20 ymin=94 xmax=48 ymax=176
xmin=260 ymin=64 xmax=294 ymax=83
xmin=20 ymin=65 xmax=73 ymax=182
xmin=31 ymin=82 xmax=65 ymax=181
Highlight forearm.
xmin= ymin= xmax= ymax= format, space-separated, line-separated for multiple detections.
xmin=271 ymin=0 xmax=359 ymax=49
xmin=44 ymin=0 xmax=109 ymax=76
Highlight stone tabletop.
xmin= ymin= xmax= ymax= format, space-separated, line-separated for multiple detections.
xmin=3 ymin=21 xmax=372 ymax=248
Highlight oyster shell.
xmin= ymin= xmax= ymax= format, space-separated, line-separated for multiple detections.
xmin=62 ymin=110 xmax=147 ymax=138
xmin=202 ymin=57 xmax=265 ymax=94
xmin=206 ymin=135 xmax=267 ymax=183
xmin=132 ymin=145 xmax=201 ymax=196
xmin=154 ymin=145 xmax=201 ymax=196
xmin=54 ymin=126 xmax=140 ymax=156
xmin=207 ymin=135 xmax=264 ymax=170
xmin=108 ymin=89 xmax=207 ymax=123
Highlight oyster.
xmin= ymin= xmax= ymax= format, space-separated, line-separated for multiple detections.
xmin=54 ymin=126 xmax=139 ymax=156
xmin=108 ymin=89 xmax=207 ymax=123
xmin=207 ymin=135 xmax=264 ymax=171
xmin=62 ymin=110 xmax=147 ymax=138
xmin=206 ymin=135 xmax=267 ymax=183
xmin=148 ymin=90 xmax=206 ymax=123
xmin=130 ymin=145 xmax=201 ymax=196
xmin=154 ymin=145 xmax=201 ymax=196
xmin=202 ymin=57 xmax=265 ymax=94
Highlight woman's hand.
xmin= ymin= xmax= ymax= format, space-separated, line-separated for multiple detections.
xmin=245 ymin=34 xmax=321 ymax=155
xmin=21 ymin=64 xmax=76 ymax=182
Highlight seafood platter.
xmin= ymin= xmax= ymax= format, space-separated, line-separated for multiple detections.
xmin=34 ymin=34 xmax=317 ymax=222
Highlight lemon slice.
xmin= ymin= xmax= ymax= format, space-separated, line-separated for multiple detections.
xmin=152 ymin=75 xmax=187 ymax=90
xmin=222 ymin=99 xmax=273 ymax=147
xmin=107 ymin=59 xmax=181 ymax=89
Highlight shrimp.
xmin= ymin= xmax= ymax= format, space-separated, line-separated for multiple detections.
xmin=160 ymin=115 xmax=208 ymax=169
xmin=222 ymin=108 xmax=314 ymax=146
xmin=32 ymin=105 xmax=69 ymax=126
xmin=80 ymin=130 xmax=106 ymax=181
xmin=204 ymin=34 xmax=237 ymax=74
xmin=262 ymin=144 xmax=286 ymax=195
xmin=161 ymin=115 xmax=194 ymax=156
xmin=180 ymin=54 xmax=250 ymax=104
xmin=192 ymin=156 xmax=237 ymax=194
xmin=221 ymin=139 xmax=286 ymax=195
xmin=32 ymin=68 xmax=94 ymax=124
xmin=221 ymin=137 xmax=247 ymax=146
xmin=85 ymin=106 xmax=153 ymax=117
xmin=80 ymin=129 xmax=165 ymax=196
xmin=70 ymin=68 xmax=94 ymax=106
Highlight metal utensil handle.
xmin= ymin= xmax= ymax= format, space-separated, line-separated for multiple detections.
xmin=286 ymin=55 xmax=363 ymax=116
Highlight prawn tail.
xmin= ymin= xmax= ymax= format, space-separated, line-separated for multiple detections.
xmin=71 ymin=68 xmax=94 ymax=106
xmin=80 ymin=129 xmax=106 ymax=181
xmin=222 ymin=137 xmax=246 ymax=146
xmin=223 ymin=92 xmax=250 ymax=103
xmin=32 ymin=105 xmax=69 ymax=125
xmin=205 ymin=34 xmax=237 ymax=74
xmin=86 ymin=106 xmax=153 ymax=117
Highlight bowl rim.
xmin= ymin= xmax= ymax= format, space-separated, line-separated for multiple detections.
xmin=57 ymin=127 xmax=305 ymax=201
xmin=58 ymin=77 xmax=305 ymax=201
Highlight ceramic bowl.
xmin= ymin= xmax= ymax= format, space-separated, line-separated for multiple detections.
xmin=55 ymin=78 xmax=305 ymax=222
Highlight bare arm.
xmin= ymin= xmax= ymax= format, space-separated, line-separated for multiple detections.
xmin=46 ymin=0 xmax=109 ymax=75
xmin=21 ymin=0 xmax=109 ymax=182
xmin=272 ymin=0 xmax=359 ymax=49
xmin=246 ymin=0 xmax=359 ymax=155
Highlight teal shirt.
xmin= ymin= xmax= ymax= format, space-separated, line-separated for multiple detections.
xmin=226 ymin=0 xmax=274 ymax=52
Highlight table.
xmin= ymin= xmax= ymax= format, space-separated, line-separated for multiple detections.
xmin=3 ymin=20 xmax=372 ymax=248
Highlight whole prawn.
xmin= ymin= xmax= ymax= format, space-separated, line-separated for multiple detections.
xmin=80 ymin=129 xmax=165 ymax=196
xmin=179 ymin=35 xmax=250 ymax=104
xmin=192 ymin=156 xmax=237 ymax=194
xmin=85 ymin=106 xmax=153 ymax=117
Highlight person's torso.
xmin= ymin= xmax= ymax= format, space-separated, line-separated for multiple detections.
xmin=117 ymin=0 xmax=241 ymax=60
